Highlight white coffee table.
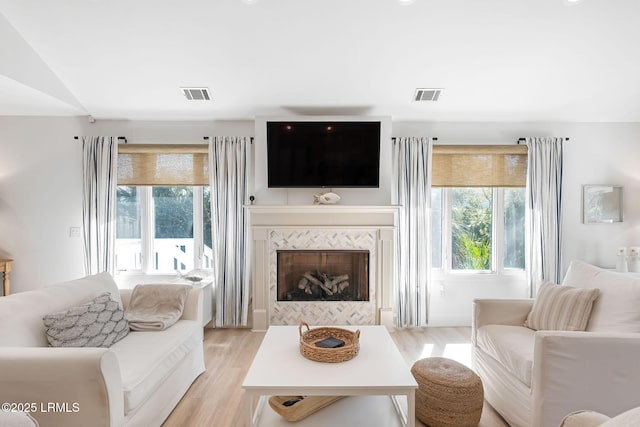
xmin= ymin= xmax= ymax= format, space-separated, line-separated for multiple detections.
xmin=242 ymin=325 xmax=417 ymax=427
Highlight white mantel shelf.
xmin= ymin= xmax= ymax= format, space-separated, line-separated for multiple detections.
xmin=245 ymin=205 xmax=401 ymax=212
xmin=246 ymin=205 xmax=400 ymax=228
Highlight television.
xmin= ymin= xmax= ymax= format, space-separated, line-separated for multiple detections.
xmin=267 ymin=121 xmax=381 ymax=188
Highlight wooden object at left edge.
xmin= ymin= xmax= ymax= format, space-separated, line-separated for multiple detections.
xmin=0 ymin=259 xmax=12 ymax=296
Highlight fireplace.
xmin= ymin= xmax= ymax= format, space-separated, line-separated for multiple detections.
xmin=277 ymin=250 xmax=369 ymax=302
xmin=248 ymin=205 xmax=398 ymax=330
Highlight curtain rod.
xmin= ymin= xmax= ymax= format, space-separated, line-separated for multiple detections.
xmin=391 ymin=137 xmax=438 ymax=141
xmin=74 ymin=136 xmax=128 ymax=143
xmin=203 ymin=136 xmax=254 ymax=144
xmin=517 ymin=137 xmax=569 ymax=144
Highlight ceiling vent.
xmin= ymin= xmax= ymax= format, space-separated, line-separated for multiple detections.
xmin=181 ymin=87 xmax=211 ymax=101
xmin=413 ymin=88 xmax=443 ymax=102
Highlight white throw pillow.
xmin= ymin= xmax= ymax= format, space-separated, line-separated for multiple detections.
xmin=43 ymin=292 xmax=129 ymax=347
xmin=563 ymin=260 xmax=640 ymax=333
xmin=525 ymin=281 xmax=599 ymax=331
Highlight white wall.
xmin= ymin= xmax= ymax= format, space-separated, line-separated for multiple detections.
xmin=0 ymin=117 xmax=253 ymax=293
xmin=2 ymin=117 xmax=639 ymax=326
xmin=561 ymin=123 xmax=640 ymax=269
xmin=0 ymin=117 xmax=85 ymax=291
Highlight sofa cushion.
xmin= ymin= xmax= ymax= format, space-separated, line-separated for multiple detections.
xmin=563 ymin=260 xmax=640 ymax=332
xmin=525 ymin=281 xmax=599 ymax=331
xmin=43 ymin=292 xmax=129 ymax=347
xmin=476 ymin=324 xmax=535 ymax=387
xmin=109 ymin=319 xmax=203 ymax=413
xmin=0 ymin=412 xmax=40 ymax=427
xmin=0 ymin=272 xmax=122 ymax=347
xmin=560 ymin=410 xmax=610 ymax=427
xmin=564 ymin=406 xmax=640 ymax=427
xmin=601 ymin=406 xmax=640 ymax=426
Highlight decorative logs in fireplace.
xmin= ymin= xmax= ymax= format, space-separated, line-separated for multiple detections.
xmin=297 ymin=272 xmax=350 ymax=298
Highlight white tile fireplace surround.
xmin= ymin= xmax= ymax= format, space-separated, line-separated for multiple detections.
xmin=247 ymin=205 xmax=399 ymax=331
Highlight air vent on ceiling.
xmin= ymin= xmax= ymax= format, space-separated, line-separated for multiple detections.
xmin=413 ymin=88 xmax=443 ymax=102
xmin=181 ymin=87 xmax=211 ymax=101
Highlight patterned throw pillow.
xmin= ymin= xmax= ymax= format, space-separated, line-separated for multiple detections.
xmin=43 ymin=292 xmax=129 ymax=347
xmin=525 ymin=281 xmax=600 ymax=331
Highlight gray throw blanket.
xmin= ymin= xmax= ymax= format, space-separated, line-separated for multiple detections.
xmin=125 ymin=284 xmax=191 ymax=331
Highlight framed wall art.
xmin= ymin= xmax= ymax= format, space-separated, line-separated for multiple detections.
xmin=582 ymin=185 xmax=623 ymax=224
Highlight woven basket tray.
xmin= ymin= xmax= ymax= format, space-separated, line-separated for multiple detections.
xmin=268 ymin=395 xmax=345 ymax=422
xmin=298 ymin=322 xmax=360 ymax=363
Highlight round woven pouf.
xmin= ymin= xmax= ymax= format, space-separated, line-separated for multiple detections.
xmin=410 ymin=357 xmax=483 ymax=427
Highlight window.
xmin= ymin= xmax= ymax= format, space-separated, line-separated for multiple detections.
xmin=431 ymin=187 xmax=525 ymax=273
xmin=115 ymin=186 xmax=142 ymax=271
xmin=503 ymin=188 xmax=526 ymax=269
xmin=431 ymin=145 xmax=527 ymax=274
xmin=451 ymin=188 xmax=493 ymax=270
xmin=115 ymin=186 xmax=212 ymax=273
xmin=114 ymin=144 xmax=211 ymax=274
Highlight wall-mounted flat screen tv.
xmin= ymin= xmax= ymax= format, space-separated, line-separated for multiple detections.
xmin=267 ymin=121 xmax=381 ymax=188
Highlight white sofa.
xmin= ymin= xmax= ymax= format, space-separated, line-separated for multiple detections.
xmin=472 ymin=260 xmax=640 ymax=427
xmin=0 ymin=272 xmax=205 ymax=427
xmin=561 ymin=406 xmax=640 ymax=427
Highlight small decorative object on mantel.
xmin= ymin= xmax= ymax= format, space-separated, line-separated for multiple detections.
xmin=313 ymin=191 xmax=341 ymax=205
xmin=298 ymin=321 xmax=359 ymax=363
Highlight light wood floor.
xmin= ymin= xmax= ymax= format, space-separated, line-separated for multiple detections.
xmin=163 ymin=327 xmax=509 ymax=427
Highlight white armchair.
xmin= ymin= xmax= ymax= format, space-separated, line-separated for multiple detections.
xmin=472 ymin=261 xmax=640 ymax=427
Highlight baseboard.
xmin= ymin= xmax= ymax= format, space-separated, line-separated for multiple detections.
xmin=252 ymin=309 xmax=268 ymax=331
xmin=379 ymin=308 xmax=394 ymax=329
xmin=426 ymin=315 xmax=471 ymax=327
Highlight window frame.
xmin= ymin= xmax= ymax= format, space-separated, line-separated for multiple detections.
xmin=433 ymin=187 xmax=525 ymax=278
xmin=115 ymin=185 xmax=209 ymax=275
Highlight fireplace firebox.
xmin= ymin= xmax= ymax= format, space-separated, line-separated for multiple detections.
xmin=277 ymin=250 xmax=369 ymax=302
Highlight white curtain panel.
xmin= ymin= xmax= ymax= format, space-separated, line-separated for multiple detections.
xmin=209 ymin=136 xmax=251 ymax=327
xmin=392 ymin=137 xmax=433 ymax=327
xmin=525 ymin=137 xmax=565 ymax=296
xmin=81 ymin=136 xmax=117 ymax=275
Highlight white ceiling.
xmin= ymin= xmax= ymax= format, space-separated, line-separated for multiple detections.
xmin=1 ymin=0 xmax=639 ymax=122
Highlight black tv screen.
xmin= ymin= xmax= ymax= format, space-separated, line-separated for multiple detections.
xmin=267 ymin=121 xmax=381 ymax=188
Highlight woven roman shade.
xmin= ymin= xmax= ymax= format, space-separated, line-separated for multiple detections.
xmin=117 ymin=144 xmax=209 ymax=185
xmin=432 ymin=145 xmax=527 ymax=187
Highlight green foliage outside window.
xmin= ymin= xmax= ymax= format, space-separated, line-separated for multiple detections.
xmin=504 ymin=188 xmax=525 ymax=269
xmin=452 ymin=188 xmax=492 ymax=270
xmin=116 ymin=186 xmax=140 ymax=239
xmin=203 ymin=187 xmax=212 ymax=250
xmin=153 ymin=187 xmax=193 ymax=239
